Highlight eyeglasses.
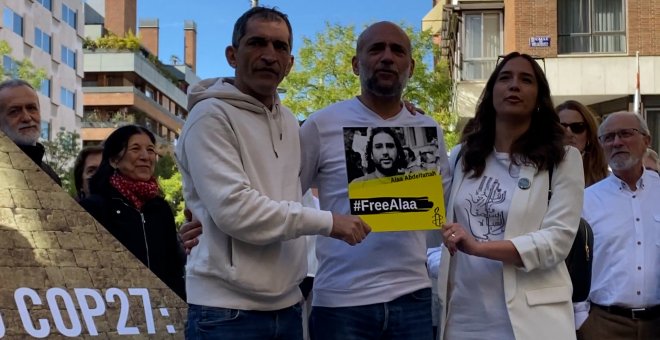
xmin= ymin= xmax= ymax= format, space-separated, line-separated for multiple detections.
xmin=560 ymin=122 xmax=587 ymax=134
xmin=598 ymin=128 xmax=643 ymax=143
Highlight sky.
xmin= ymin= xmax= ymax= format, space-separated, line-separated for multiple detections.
xmin=136 ymin=0 xmax=434 ymax=80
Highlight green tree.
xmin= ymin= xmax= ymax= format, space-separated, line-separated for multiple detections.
xmin=154 ymin=153 xmax=176 ymax=179
xmin=42 ymin=129 xmax=81 ymax=194
xmin=281 ymin=23 xmax=458 ymax=147
xmin=159 ymin=170 xmax=186 ymax=226
xmin=0 ymin=40 xmax=48 ymax=88
xmin=155 ymin=154 xmax=187 ymax=226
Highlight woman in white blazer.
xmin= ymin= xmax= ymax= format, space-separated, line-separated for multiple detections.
xmin=437 ymin=52 xmax=584 ymax=340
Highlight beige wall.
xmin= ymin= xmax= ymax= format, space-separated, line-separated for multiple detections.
xmin=438 ymin=0 xmax=660 ymax=119
xmin=0 ymin=0 xmax=84 ymax=139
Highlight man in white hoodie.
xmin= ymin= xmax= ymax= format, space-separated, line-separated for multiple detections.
xmin=300 ymin=22 xmax=450 ymax=340
xmin=175 ymin=7 xmax=370 ymax=339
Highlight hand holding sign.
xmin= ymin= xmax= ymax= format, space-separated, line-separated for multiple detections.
xmin=330 ymin=214 xmax=371 ymax=245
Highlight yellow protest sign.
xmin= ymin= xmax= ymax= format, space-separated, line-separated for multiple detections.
xmin=344 ymin=126 xmax=446 ymax=232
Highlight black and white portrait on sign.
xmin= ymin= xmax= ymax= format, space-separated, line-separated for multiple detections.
xmin=343 ymin=126 xmax=440 ymax=183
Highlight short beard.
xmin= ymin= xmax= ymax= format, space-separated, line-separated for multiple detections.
xmin=609 ymin=154 xmax=641 ymax=172
xmin=360 ymin=71 xmax=408 ymax=98
xmin=0 ymin=123 xmax=39 ymax=146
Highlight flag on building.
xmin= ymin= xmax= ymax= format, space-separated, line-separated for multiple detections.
xmin=633 ymin=51 xmax=642 ymax=117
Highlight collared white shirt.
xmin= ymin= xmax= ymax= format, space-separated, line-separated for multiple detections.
xmin=583 ymin=169 xmax=660 ymax=308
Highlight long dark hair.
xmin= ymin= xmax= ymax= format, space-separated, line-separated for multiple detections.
xmin=555 ymin=100 xmax=608 ymax=187
xmin=88 ymin=125 xmax=156 ymax=196
xmin=461 ymin=52 xmax=565 ymax=177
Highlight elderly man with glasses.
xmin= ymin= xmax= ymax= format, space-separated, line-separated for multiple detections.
xmin=577 ymin=111 xmax=660 ymax=340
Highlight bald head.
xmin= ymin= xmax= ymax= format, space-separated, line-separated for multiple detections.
xmin=356 ymin=21 xmax=412 ymax=53
xmin=352 ymin=21 xmax=414 ymax=100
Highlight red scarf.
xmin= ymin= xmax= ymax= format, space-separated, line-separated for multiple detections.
xmin=110 ymin=172 xmax=160 ymax=210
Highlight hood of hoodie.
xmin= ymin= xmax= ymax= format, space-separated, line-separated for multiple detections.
xmin=188 ymin=77 xmax=285 ymax=157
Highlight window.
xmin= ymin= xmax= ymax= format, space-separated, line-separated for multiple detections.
xmin=40 ymin=121 xmax=51 ymax=141
xmin=37 ymin=0 xmax=52 ymax=11
xmin=462 ymin=12 xmax=502 ymax=80
xmin=40 ymin=78 xmax=51 ymax=98
xmin=61 ymin=4 xmax=77 ymax=29
xmin=2 ymin=55 xmax=19 ymax=78
xmin=3 ymin=7 xmax=23 ymax=36
xmin=558 ymin=0 xmax=626 ymax=54
xmin=61 ymin=45 xmax=76 ymax=69
xmin=35 ymin=28 xmax=52 ymax=54
xmin=60 ymin=87 xmax=75 ymax=109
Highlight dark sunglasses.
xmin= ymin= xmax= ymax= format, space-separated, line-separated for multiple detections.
xmin=561 ymin=122 xmax=587 ymax=134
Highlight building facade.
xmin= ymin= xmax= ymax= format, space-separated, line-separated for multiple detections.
xmin=82 ymin=0 xmax=199 ymax=150
xmin=1 ymin=0 xmax=84 ymax=141
xmin=424 ymin=0 xmax=660 ymax=151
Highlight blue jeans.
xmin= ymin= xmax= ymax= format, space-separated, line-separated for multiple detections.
xmin=186 ymin=304 xmax=303 ymax=340
xmin=309 ymin=288 xmax=433 ymax=340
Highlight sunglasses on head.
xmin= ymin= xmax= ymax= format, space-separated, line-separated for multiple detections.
xmin=560 ymin=122 xmax=587 ymax=134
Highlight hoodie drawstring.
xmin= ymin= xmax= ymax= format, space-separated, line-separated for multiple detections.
xmin=265 ymin=103 xmax=283 ymax=158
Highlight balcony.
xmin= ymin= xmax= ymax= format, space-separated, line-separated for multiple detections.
xmin=81 ymin=114 xmax=173 ymax=148
xmin=83 ymin=50 xmax=188 ymax=109
xmin=83 ymin=86 xmax=184 ymax=132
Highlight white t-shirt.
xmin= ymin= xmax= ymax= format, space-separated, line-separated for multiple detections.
xmin=300 ymin=97 xmax=451 ymax=307
xmin=445 ymin=151 xmax=517 ymax=340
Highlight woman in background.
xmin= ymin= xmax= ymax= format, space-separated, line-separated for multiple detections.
xmin=80 ymin=125 xmax=185 ymax=299
xmin=555 ymin=100 xmax=609 ymax=187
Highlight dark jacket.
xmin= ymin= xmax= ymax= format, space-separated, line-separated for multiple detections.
xmin=80 ymin=187 xmax=186 ymax=299
xmin=18 ymin=143 xmax=62 ymax=186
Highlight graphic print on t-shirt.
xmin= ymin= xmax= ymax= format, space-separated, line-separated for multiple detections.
xmin=464 ymin=176 xmax=507 ymax=240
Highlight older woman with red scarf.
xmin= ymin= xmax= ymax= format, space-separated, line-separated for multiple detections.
xmin=80 ymin=125 xmax=185 ymax=299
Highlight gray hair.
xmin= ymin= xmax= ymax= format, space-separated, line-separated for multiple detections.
xmin=598 ymin=111 xmax=650 ymax=136
xmin=0 ymin=79 xmax=40 ymax=146
xmin=0 ymin=79 xmax=35 ymax=93
xmin=645 ymin=148 xmax=659 ymax=163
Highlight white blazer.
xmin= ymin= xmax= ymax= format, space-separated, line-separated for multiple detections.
xmin=437 ymin=146 xmax=584 ymax=340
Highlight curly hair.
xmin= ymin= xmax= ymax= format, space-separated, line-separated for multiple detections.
xmin=461 ymin=52 xmax=566 ymax=177
xmin=555 ymin=100 xmax=608 ymax=187
xmin=364 ymin=127 xmax=406 ymax=174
